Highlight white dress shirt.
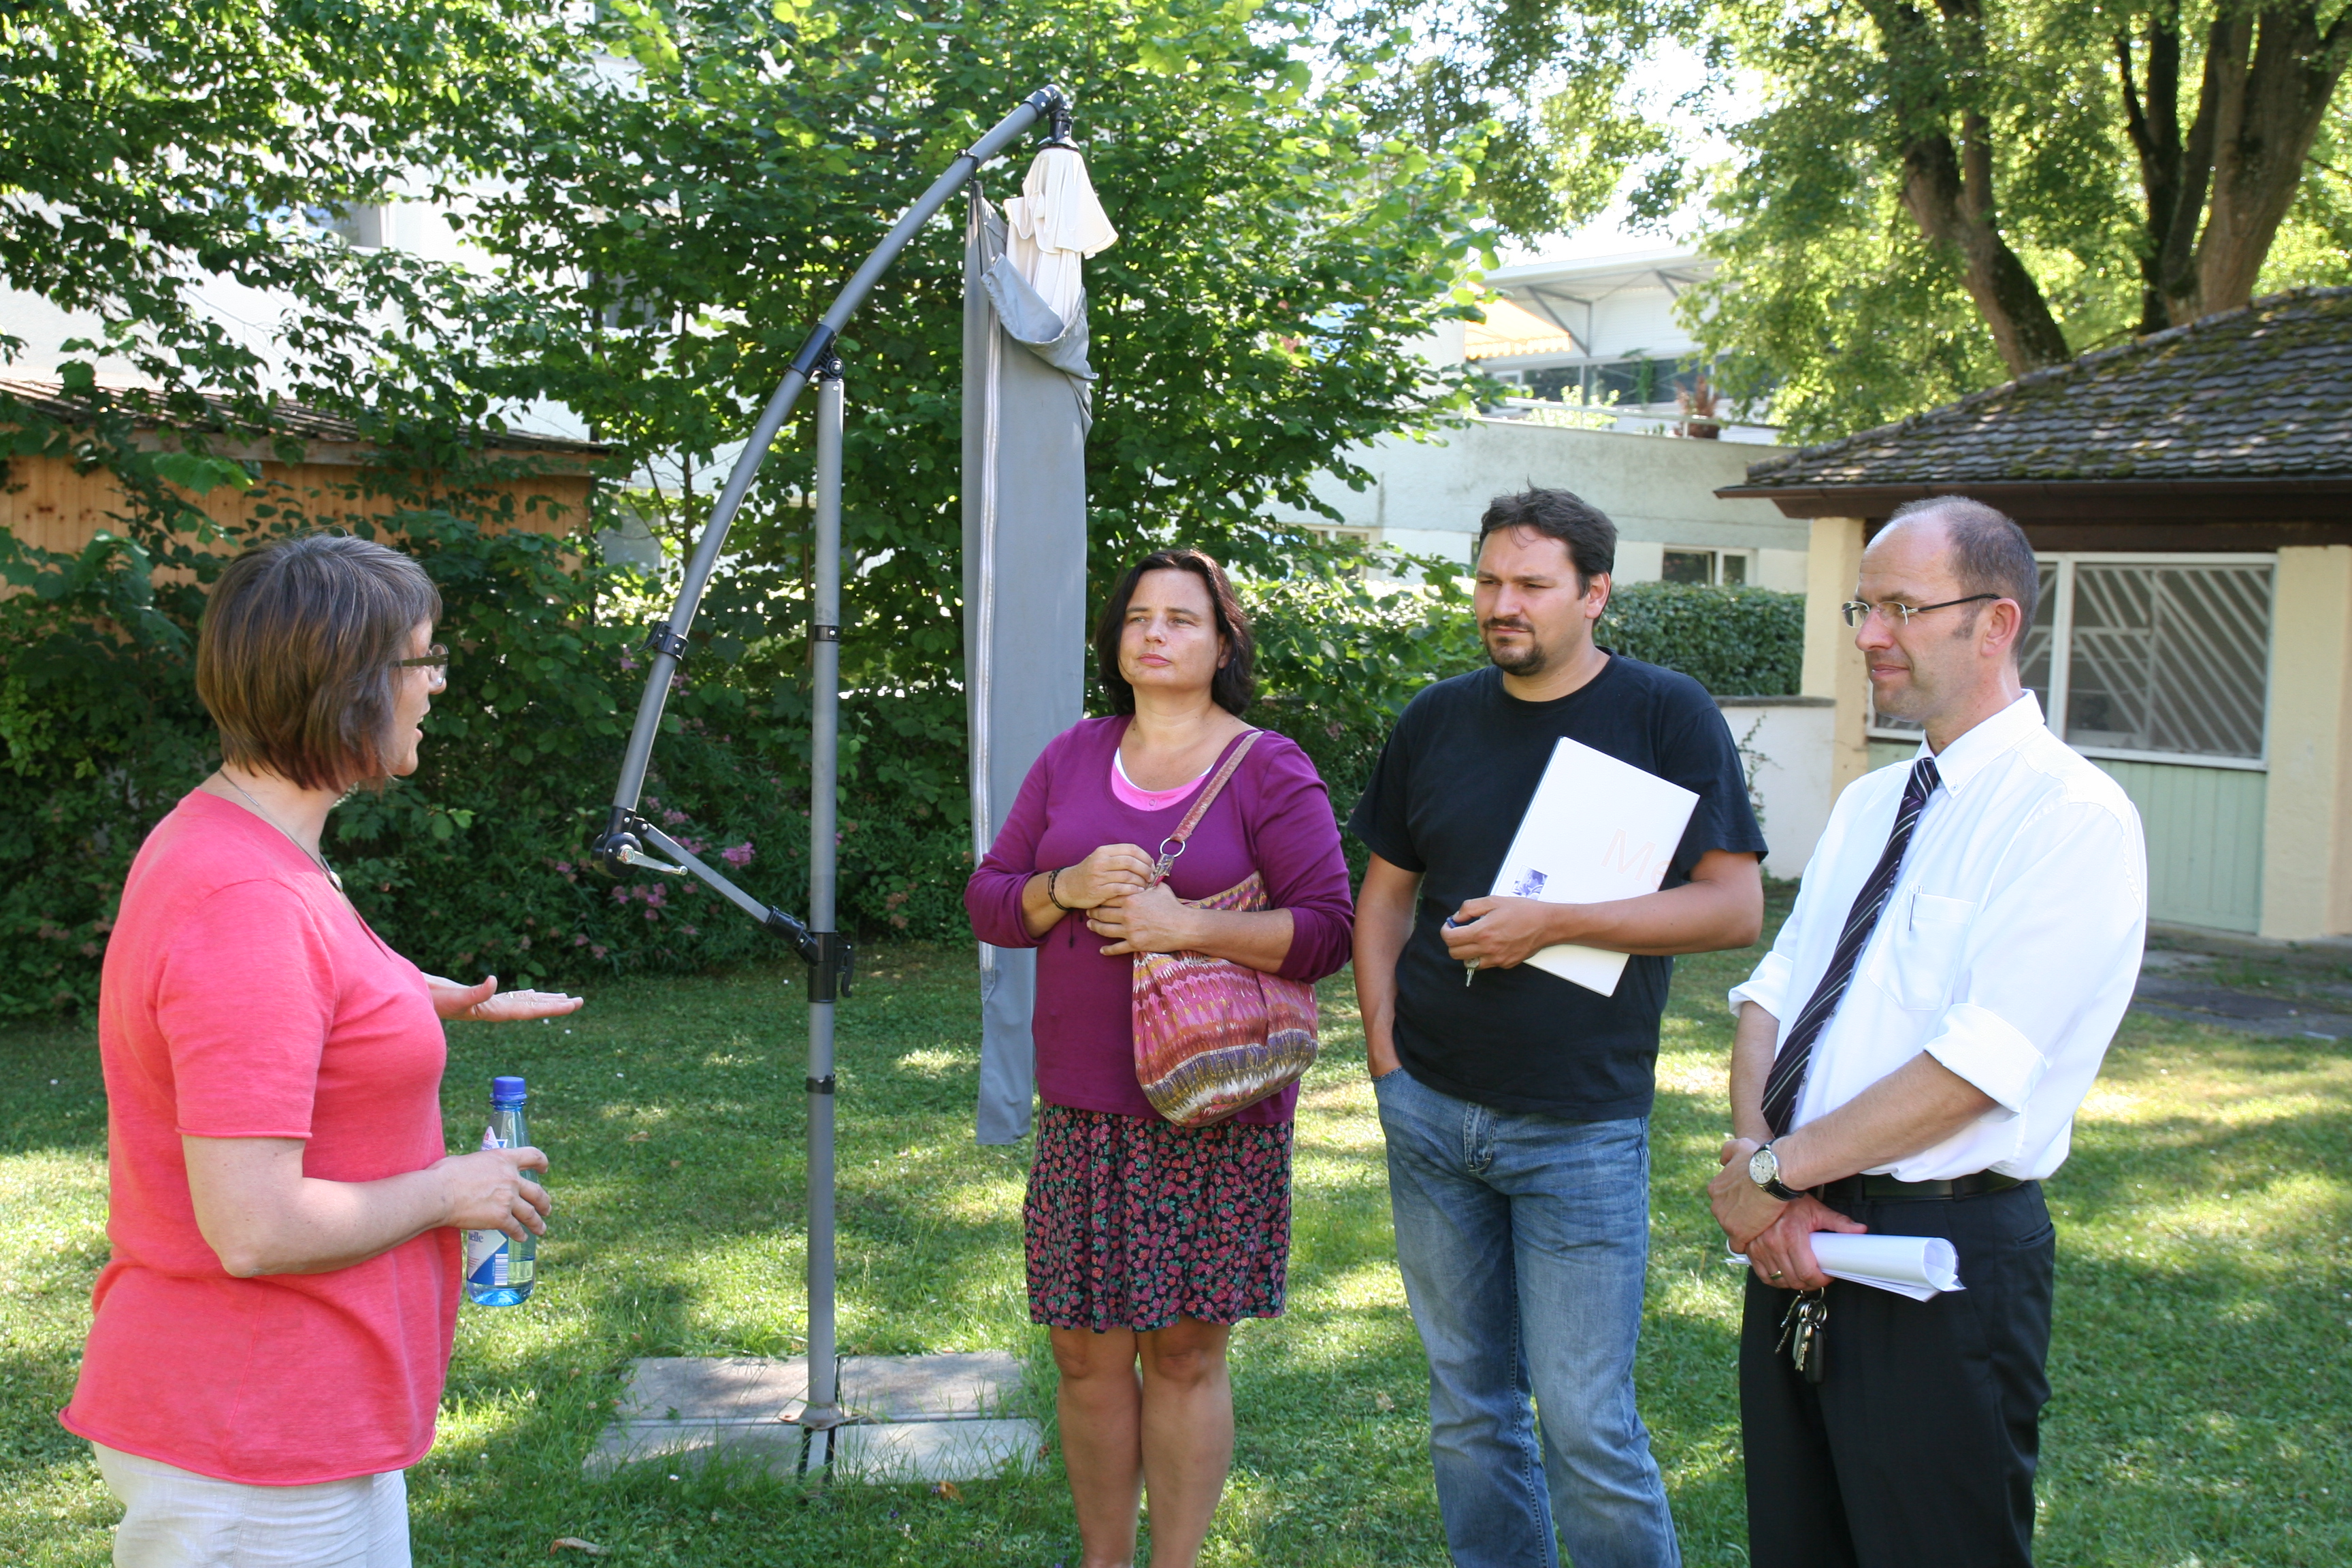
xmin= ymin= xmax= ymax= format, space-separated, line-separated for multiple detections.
xmin=1729 ymin=694 xmax=2146 ymax=1181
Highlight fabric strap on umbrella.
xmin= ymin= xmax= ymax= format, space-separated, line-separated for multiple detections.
xmin=963 ymin=153 xmax=1113 ymax=1144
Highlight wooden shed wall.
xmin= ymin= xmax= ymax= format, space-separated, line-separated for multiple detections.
xmin=1 ymin=453 xmax=592 ymax=561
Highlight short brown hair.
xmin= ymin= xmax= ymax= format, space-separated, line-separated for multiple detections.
xmin=1887 ymin=496 xmax=2040 ymax=627
xmin=1477 ymin=487 xmax=1617 ymax=590
xmin=1093 ymin=548 xmax=1255 ymax=717
xmin=196 ymin=534 xmax=441 ymax=790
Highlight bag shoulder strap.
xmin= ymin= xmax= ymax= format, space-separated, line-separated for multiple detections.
xmin=1149 ymin=729 xmax=1262 ymax=883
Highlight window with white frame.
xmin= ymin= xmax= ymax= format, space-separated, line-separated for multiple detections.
xmin=1869 ymin=553 xmax=2274 ymax=766
xmin=1661 ymin=546 xmax=1750 ymax=586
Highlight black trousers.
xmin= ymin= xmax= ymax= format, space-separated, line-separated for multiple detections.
xmin=1740 ymin=1181 xmax=2056 ymax=1568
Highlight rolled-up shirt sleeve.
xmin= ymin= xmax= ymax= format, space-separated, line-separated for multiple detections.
xmin=1922 ymin=796 xmax=2144 ymax=1117
xmin=1729 ymin=946 xmax=1795 ymax=1024
xmin=964 ymin=746 xmax=1056 ymax=949
xmin=1249 ymin=743 xmax=1355 ymax=984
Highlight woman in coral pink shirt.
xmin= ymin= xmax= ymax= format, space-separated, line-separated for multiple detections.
xmin=60 ymin=534 xmax=580 ymax=1567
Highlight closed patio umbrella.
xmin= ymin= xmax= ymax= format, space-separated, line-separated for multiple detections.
xmin=963 ymin=144 xmax=1115 ymax=1143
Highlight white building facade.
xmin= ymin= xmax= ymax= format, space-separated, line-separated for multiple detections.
xmin=1272 ymin=248 xmax=1806 ymax=591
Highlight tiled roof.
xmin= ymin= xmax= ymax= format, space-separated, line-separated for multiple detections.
xmin=1732 ymin=287 xmax=2352 ymax=490
xmin=0 ymin=378 xmax=606 ymax=458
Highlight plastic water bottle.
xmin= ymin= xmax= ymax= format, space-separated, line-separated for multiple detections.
xmin=463 ymin=1075 xmax=538 ymax=1307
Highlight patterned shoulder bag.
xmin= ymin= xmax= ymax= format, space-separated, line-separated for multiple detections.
xmin=1130 ymin=730 xmax=1320 ymax=1127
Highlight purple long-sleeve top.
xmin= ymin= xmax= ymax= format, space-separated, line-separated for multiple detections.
xmin=965 ymin=717 xmax=1355 ymax=1124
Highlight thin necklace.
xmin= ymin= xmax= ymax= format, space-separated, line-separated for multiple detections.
xmin=220 ymin=773 xmax=346 ymax=894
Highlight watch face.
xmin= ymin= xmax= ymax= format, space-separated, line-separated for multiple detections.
xmin=1750 ymin=1147 xmax=1777 ymax=1185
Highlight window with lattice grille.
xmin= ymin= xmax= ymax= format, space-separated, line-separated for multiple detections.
xmin=1867 ymin=555 xmax=2273 ymax=767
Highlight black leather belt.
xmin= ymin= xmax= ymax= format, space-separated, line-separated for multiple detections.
xmin=1817 ymin=1170 xmax=2024 ymax=1203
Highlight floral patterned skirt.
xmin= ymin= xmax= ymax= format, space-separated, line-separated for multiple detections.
xmin=1024 ymin=1102 xmax=1293 ymax=1333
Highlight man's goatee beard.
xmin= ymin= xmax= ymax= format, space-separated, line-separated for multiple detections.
xmin=1485 ymin=635 xmax=1548 ymax=676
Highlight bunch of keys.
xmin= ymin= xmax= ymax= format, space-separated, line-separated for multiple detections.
xmin=1778 ymin=1290 xmax=1828 ymax=1384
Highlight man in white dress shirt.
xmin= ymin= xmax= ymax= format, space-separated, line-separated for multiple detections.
xmin=1706 ymin=497 xmax=2146 ymax=1568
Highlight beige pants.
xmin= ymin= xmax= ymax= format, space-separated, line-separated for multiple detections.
xmin=93 ymin=1443 xmax=410 ymax=1568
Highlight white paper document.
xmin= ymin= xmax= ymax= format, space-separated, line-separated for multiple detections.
xmin=1487 ymin=738 xmax=1700 ymax=997
xmin=1730 ymin=1233 xmax=1967 ymax=1302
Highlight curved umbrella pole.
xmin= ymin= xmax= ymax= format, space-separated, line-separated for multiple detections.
xmin=591 ymin=83 xmax=1074 ymax=1444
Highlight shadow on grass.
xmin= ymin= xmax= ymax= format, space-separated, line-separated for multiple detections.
xmin=10 ymin=922 xmax=2348 ymax=1565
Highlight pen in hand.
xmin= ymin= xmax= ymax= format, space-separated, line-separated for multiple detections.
xmin=1443 ymin=915 xmax=1480 ymax=986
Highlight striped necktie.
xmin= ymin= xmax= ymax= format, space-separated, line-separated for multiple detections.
xmin=1760 ymin=757 xmax=1943 ymax=1137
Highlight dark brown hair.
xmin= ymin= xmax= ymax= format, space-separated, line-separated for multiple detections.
xmin=1093 ymin=548 xmax=1255 ymax=717
xmin=196 ymin=534 xmax=442 ymax=791
xmin=1887 ymin=496 xmax=2040 ymax=627
xmin=1477 ymin=487 xmax=1617 ymax=589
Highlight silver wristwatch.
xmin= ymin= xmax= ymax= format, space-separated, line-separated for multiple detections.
xmin=1748 ymin=1142 xmax=1801 ymax=1202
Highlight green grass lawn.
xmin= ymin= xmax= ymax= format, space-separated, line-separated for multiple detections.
xmin=3 ymin=911 xmax=2349 ymax=1566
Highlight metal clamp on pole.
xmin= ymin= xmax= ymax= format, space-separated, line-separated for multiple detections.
xmin=788 ymin=324 xmax=840 ymax=384
xmin=642 ymin=624 xmax=691 ymax=662
xmin=806 ymin=930 xmax=855 ymax=1002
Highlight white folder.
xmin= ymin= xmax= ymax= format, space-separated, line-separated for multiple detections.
xmin=1487 ymin=738 xmax=1700 ymax=997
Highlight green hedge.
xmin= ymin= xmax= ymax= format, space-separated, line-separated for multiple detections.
xmin=0 ymin=517 xmax=1801 ymax=1017
xmin=0 ymin=502 xmax=973 ymax=1016
xmin=1600 ymin=581 xmax=1806 ymax=699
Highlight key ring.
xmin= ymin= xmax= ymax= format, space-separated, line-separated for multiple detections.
xmin=1149 ymin=836 xmax=1186 ymax=886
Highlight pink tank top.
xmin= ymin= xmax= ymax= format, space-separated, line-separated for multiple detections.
xmin=1110 ymin=749 xmax=1210 ymax=811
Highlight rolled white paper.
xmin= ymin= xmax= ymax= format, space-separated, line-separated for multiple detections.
xmin=1731 ymin=1233 xmax=1965 ymax=1301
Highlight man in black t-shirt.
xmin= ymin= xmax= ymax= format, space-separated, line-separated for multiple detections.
xmin=1352 ymin=489 xmax=1767 ymax=1568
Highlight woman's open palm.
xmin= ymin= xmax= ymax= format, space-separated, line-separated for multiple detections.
xmin=428 ymin=974 xmax=585 ymax=1022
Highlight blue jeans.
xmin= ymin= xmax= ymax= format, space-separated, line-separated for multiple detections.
xmin=1375 ymin=1066 xmax=1681 ymax=1568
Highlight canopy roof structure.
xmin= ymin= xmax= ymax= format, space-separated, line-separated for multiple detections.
xmin=1462 ymin=297 xmax=1583 ymax=361
xmin=0 ymin=376 xmax=608 ymax=468
xmin=1720 ymin=287 xmax=2352 ymax=537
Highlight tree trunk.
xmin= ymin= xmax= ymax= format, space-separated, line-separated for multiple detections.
xmin=2118 ymin=14 xmax=2198 ymax=336
xmin=2188 ymin=3 xmax=2352 ymax=320
xmin=1895 ymin=119 xmax=2074 ymax=374
xmin=1874 ymin=0 xmax=2074 ymax=374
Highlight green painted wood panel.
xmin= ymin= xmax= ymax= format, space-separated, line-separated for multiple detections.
xmin=2091 ymin=759 xmax=2264 ymax=932
xmin=1861 ymin=741 xmax=2264 ymax=931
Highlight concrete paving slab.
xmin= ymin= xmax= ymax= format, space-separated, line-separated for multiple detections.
xmin=587 ymin=1353 xmax=1034 ymax=1482
xmin=830 ymin=1418 xmax=1043 ymax=1484
xmin=585 ymin=1418 xmax=810 ymax=1478
xmin=840 ymin=1352 xmax=1023 ymax=1421
xmin=613 ymin=1356 xmax=809 ymax=1422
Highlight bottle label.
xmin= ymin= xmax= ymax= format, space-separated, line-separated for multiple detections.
xmin=467 ymin=1121 xmax=517 ymax=1288
xmin=465 ymin=1228 xmax=509 ymax=1286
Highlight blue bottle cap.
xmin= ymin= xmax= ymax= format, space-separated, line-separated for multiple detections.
xmin=491 ymin=1075 xmax=527 ymax=1103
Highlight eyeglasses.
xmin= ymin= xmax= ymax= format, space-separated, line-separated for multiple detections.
xmin=396 ymin=644 xmax=449 ymax=691
xmin=1840 ymin=594 xmax=1997 ymax=628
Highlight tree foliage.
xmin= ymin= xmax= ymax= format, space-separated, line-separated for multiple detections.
xmin=1688 ymin=0 xmax=2352 ymax=441
xmin=1322 ymin=0 xmax=1707 ymax=238
xmin=452 ymin=0 xmax=1494 ymax=821
xmin=0 ymin=0 xmax=564 ymax=425
xmin=0 ymin=0 xmax=1507 ymax=1006
xmin=1348 ymin=0 xmax=2352 ymax=442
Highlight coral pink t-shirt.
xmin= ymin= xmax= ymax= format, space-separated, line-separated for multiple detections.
xmin=60 ymin=790 xmax=459 ymax=1484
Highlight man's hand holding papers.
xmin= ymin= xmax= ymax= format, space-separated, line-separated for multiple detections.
xmin=1710 ymin=1135 xmax=1869 ymax=1291
xmin=1440 ymin=896 xmax=1576 ymax=972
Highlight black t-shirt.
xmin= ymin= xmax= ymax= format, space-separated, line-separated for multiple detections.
xmin=1349 ymin=655 xmax=1767 ymax=1120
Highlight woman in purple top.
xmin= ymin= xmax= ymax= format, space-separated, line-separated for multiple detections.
xmin=966 ymin=548 xmax=1352 ymax=1567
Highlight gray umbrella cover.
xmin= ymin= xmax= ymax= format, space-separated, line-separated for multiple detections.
xmin=963 ymin=192 xmax=1095 ymax=1143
